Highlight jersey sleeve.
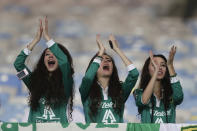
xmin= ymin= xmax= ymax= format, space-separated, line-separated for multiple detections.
xmin=13 ymin=49 xmax=32 ymax=89
xmin=134 ymin=88 xmax=151 ymax=107
xmin=47 ymin=40 xmax=73 ymax=99
xmin=171 ymin=75 xmax=184 ymax=105
xmin=79 ymin=58 xmax=101 ymax=102
xmin=121 ymin=64 xmax=139 ymax=102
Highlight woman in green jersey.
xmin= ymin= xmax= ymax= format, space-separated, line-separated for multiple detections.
xmin=79 ymin=34 xmax=139 ymax=123
xmin=14 ymin=17 xmax=74 ymax=123
xmin=135 ymin=47 xmax=183 ymax=123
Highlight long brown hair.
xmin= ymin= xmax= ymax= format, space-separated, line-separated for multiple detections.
xmin=86 ymin=53 xmax=123 ymax=121
xmin=29 ymin=43 xmax=74 ymax=120
xmin=138 ymin=54 xmax=172 ymax=123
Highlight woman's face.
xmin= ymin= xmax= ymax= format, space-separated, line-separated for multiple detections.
xmin=148 ymin=57 xmax=167 ymax=80
xmin=97 ymin=55 xmax=113 ymax=78
xmin=44 ymin=49 xmax=58 ymax=72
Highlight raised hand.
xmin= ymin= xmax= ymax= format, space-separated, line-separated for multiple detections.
xmin=167 ymin=45 xmax=177 ymax=76
xmin=141 ymin=51 xmax=159 ymax=104
xmin=149 ymin=50 xmax=159 ymax=73
xmin=96 ymin=34 xmax=105 ymax=56
xmin=167 ymin=45 xmax=177 ymax=66
xmin=28 ymin=19 xmax=43 ymax=51
xmin=109 ymin=34 xmax=119 ymax=52
xmin=43 ymin=16 xmax=51 ymax=41
xmin=109 ymin=34 xmax=133 ymax=66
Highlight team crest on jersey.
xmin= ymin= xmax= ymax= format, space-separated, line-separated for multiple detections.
xmin=155 ymin=117 xmax=163 ymax=123
xmin=102 ymin=109 xmax=116 ymax=123
xmin=36 ymin=99 xmax=60 ymax=122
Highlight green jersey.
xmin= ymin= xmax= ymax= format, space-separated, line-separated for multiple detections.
xmin=79 ymin=59 xmax=139 ymax=123
xmin=135 ymin=76 xmax=183 ymax=123
xmin=14 ymin=40 xmax=73 ymax=123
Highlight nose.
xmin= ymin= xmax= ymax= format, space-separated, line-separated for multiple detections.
xmin=49 ymin=54 xmax=54 ymax=58
xmin=159 ymin=65 xmax=163 ymax=70
xmin=103 ymin=59 xmax=108 ymax=63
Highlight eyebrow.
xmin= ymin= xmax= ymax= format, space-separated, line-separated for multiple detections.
xmin=104 ymin=57 xmax=111 ymax=60
xmin=45 ymin=50 xmax=51 ymax=53
xmin=160 ymin=62 xmax=166 ymax=65
xmin=45 ymin=51 xmax=52 ymax=55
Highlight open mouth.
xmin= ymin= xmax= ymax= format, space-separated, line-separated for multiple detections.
xmin=48 ymin=60 xmax=55 ymax=67
xmin=103 ymin=65 xmax=109 ymax=71
xmin=158 ymin=71 xmax=163 ymax=75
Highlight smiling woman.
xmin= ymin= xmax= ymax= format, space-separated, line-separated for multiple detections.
xmin=13 ymin=17 xmax=74 ymax=123
xmin=134 ymin=48 xmax=184 ymax=123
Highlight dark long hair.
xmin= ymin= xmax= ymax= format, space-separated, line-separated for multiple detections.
xmin=138 ymin=54 xmax=172 ymax=123
xmin=28 ymin=43 xmax=74 ymax=120
xmin=86 ymin=53 xmax=123 ymax=121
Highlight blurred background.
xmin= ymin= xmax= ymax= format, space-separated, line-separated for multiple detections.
xmin=0 ymin=0 xmax=197 ymax=123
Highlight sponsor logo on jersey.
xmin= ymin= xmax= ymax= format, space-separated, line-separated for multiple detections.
xmin=102 ymin=102 xmax=113 ymax=109
xmin=150 ymin=109 xmax=171 ymax=117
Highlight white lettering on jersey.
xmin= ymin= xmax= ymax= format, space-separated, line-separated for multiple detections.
xmin=102 ymin=102 xmax=113 ymax=108
xmin=150 ymin=109 xmax=171 ymax=116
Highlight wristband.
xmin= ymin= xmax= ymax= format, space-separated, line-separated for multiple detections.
xmin=170 ymin=73 xmax=177 ymax=77
xmin=96 ymin=56 xmax=103 ymax=61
